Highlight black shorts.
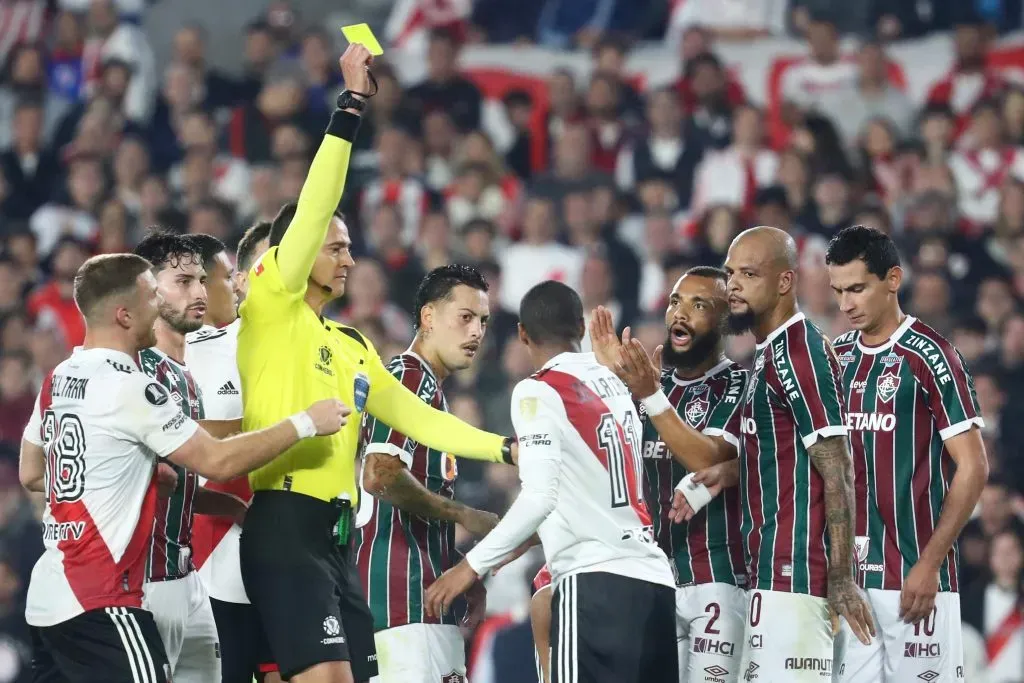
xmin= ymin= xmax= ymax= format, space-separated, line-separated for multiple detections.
xmin=551 ymin=572 xmax=677 ymax=683
xmin=209 ymin=598 xmax=276 ymax=683
xmin=31 ymin=607 xmax=171 ymax=683
xmin=240 ymin=490 xmax=378 ymax=682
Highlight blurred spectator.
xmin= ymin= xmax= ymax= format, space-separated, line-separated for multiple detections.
xmin=830 ymin=42 xmax=915 ymax=149
xmin=531 ymin=123 xmax=609 ymax=204
xmin=536 ymin=0 xmax=618 ymax=49
xmin=541 ymin=68 xmax=583 ymax=167
xmin=617 ymin=87 xmax=703 ymax=211
xmin=146 ymin=62 xmax=204 ymax=172
xmin=453 ymin=130 xmax=522 ymax=232
xmin=583 ymin=72 xmax=630 ymax=173
xmin=563 ymin=187 xmax=639 ymax=312
xmin=187 ymin=199 xmax=234 ymax=243
xmin=25 ymin=237 xmax=87 ymax=351
xmin=803 ymin=169 xmax=853 ymax=236
xmin=0 ymin=260 xmax=26 ymax=318
xmin=245 ymin=164 xmax=284 ymax=227
xmin=693 ymin=204 xmax=743 ymax=266
xmin=668 ymin=0 xmax=787 ymax=44
xmin=0 ymin=549 xmax=30 ymax=683
xmin=501 ymin=89 xmax=535 ymax=179
xmin=693 ymin=104 xmax=776 ymax=217
xmin=908 ymin=269 xmax=954 ymax=333
xmin=591 ymin=36 xmax=643 ymax=122
xmin=470 ymin=0 xmax=545 ymax=44
xmin=0 ymin=1 xmax=51 ymax=69
xmin=673 ymin=27 xmax=746 ymax=116
xmin=365 ymin=203 xmax=425 ymax=313
xmin=775 ymin=149 xmax=813 ymax=219
xmin=0 ymin=352 xmax=33 ymax=446
xmin=0 ymin=462 xmax=43 ymax=599
xmin=29 ymin=156 xmax=103 ymax=257
xmin=497 ymin=196 xmax=583 ymax=312
xmin=926 ymin=14 xmax=1006 ymax=136
xmin=416 ymin=209 xmax=456 ymax=271
xmin=333 ymin=258 xmax=412 ymax=344
xmin=357 ymin=127 xmax=433 ymax=246
xmin=422 ymin=110 xmax=459 ymax=190
xmin=171 ymin=23 xmax=242 ymax=113
xmin=299 ymin=28 xmax=342 ymax=115
xmin=780 ymin=13 xmax=857 ymax=124
xmin=49 ymin=11 xmax=86 ymax=103
xmin=227 ymin=70 xmax=316 ymax=165
xmin=0 ymin=44 xmax=72 ymax=151
xmin=239 ymin=20 xmax=278 ymax=103
xmin=685 ymin=52 xmax=735 ymax=151
xmin=962 ymin=529 xmax=1024 ymax=683
xmin=461 ymin=217 xmax=497 ymax=263
xmin=81 ymin=0 xmax=156 ymax=123
xmin=111 ymin=135 xmax=149 ymax=219
xmin=170 ymin=109 xmax=251 ymax=214
xmin=949 ymin=100 xmax=1024 ymax=228
xmin=0 ymin=100 xmax=61 ymax=222
xmin=952 ymin=315 xmax=991 ymax=365
xmin=405 ymin=28 xmax=482 ymax=133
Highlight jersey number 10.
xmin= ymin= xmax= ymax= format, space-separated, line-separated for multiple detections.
xmin=596 ymin=412 xmax=644 ymax=510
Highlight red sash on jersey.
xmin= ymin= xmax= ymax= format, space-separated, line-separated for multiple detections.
xmin=985 ymin=600 xmax=1024 ymax=663
xmin=964 ymin=148 xmax=1017 ymax=197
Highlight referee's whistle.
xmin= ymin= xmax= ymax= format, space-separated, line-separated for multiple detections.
xmin=354 ymin=372 xmax=370 ymax=412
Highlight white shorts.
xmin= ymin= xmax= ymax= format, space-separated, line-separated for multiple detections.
xmin=836 ymin=589 xmax=963 ymax=683
xmin=676 ymin=583 xmax=746 ymax=683
xmin=143 ymin=571 xmax=220 ymax=683
xmin=739 ymin=589 xmax=834 ymax=683
xmin=369 ymin=623 xmax=467 ymax=683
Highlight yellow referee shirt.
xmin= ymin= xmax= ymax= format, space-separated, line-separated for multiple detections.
xmin=237 ymin=114 xmax=505 ymax=504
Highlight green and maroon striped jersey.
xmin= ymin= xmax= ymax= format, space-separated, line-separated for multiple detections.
xmin=137 ymin=347 xmax=204 ymax=581
xmin=740 ymin=312 xmax=848 ymax=598
xmin=354 ymin=352 xmax=460 ymax=631
xmin=833 ymin=316 xmax=983 ymax=593
xmin=641 ymin=359 xmax=748 ymax=587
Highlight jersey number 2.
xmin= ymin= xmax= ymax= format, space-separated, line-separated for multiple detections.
xmin=42 ymin=411 xmax=87 ymax=503
xmin=596 ymin=412 xmax=643 ymax=509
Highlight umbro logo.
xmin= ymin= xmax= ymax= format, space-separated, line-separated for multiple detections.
xmin=217 ymin=381 xmax=239 ymax=395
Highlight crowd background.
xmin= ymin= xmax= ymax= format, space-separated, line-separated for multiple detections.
xmin=2 ymin=0 xmax=1024 ymax=681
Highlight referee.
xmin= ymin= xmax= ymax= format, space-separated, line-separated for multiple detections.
xmin=236 ymin=44 xmax=514 ymax=683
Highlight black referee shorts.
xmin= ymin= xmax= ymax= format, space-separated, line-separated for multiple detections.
xmin=31 ymin=607 xmax=171 ymax=683
xmin=240 ymin=490 xmax=377 ymax=682
xmin=551 ymin=572 xmax=677 ymax=683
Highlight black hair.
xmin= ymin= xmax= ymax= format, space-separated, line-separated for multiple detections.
xmin=413 ymin=264 xmax=489 ymax=330
xmin=134 ymin=230 xmax=202 ymax=273
xmin=503 ymin=89 xmax=533 ymax=109
xmin=519 ymin=280 xmax=584 ymax=346
xmin=236 ymin=221 xmax=272 ymax=272
xmin=685 ymin=265 xmax=728 ymax=284
xmin=825 ymin=225 xmax=901 ymax=280
xmin=188 ymin=233 xmax=227 ymax=273
xmin=754 ymin=185 xmax=789 ymax=210
xmin=268 ymin=202 xmax=345 ymax=247
xmin=462 ymin=218 xmax=496 ymax=237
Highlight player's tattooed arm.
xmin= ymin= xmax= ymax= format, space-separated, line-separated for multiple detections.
xmin=808 ymin=435 xmax=876 ymax=645
xmin=363 ymin=452 xmax=499 ymax=537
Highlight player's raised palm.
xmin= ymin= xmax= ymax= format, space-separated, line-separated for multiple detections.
xmin=589 ymin=305 xmax=622 ymax=370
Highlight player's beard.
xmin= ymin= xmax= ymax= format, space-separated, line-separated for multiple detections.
xmin=159 ymin=302 xmax=203 ymax=334
xmin=727 ymin=310 xmax=756 ymax=334
xmin=662 ymin=327 xmax=721 ymax=372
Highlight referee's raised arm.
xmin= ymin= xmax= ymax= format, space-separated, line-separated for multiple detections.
xmin=273 ymin=44 xmax=373 ymax=293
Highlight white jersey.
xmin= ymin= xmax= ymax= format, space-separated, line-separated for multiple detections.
xmin=184 ymin=319 xmax=250 ymax=604
xmin=23 ymin=348 xmax=198 ymax=627
xmin=466 ymin=352 xmax=674 ymax=589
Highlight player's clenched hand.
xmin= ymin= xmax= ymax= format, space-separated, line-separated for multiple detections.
xmin=425 ymin=559 xmax=479 ymax=619
xmin=615 ymin=339 xmax=661 ymax=398
xmin=899 ymin=561 xmax=939 ymax=625
xmin=589 ymin=306 xmax=622 ymax=371
xmin=459 ymin=508 xmax=499 ymax=537
xmin=339 ymin=43 xmax=373 ymax=94
xmin=828 ymin=576 xmax=875 ymax=645
xmin=156 ymin=463 xmax=178 ymax=498
xmin=305 ymin=399 xmax=351 ymax=435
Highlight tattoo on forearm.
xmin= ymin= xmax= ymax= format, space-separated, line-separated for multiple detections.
xmin=808 ymin=435 xmax=855 ymax=580
xmin=369 ymin=454 xmax=466 ymax=522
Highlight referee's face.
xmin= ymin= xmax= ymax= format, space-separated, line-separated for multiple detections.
xmin=311 ymin=217 xmax=355 ymax=298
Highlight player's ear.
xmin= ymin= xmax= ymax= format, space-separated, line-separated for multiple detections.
xmin=517 ymin=323 xmax=529 ymax=347
xmin=778 ymin=269 xmax=794 ymax=296
xmin=420 ymin=304 xmax=434 ymax=333
xmin=887 ymin=266 xmax=903 ymax=293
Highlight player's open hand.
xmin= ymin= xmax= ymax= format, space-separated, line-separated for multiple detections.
xmin=339 ymin=43 xmax=373 ymax=94
xmin=155 ymin=463 xmax=178 ymax=498
xmin=305 ymin=399 xmax=351 ymax=435
xmin=615 ymin=339 xmax=661 ymax=398
xmin=899 ymin=561 xmax=939 ymax=625
xmin=425 ymin=559 xmax=478 ymax=619
xmin=589 ymin=306 xmax=622 ymax=371
xmin=669 ymin=489 xmax=696 ymax=524
xmin=827 ymin=576 xmax=875 ymax=645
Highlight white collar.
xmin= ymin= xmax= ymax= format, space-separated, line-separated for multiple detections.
xmin=755 ymin=311 xmax=806 ymax=351
xmin=856 ymin=316 xmax=916 ymax=355
xmin=670 ymin=357 xmax=733 ymax=386
xmin=542 ymin=351 xmax=596 ymax=370
xmin=402 ymin=348 xmax=439 ymax=382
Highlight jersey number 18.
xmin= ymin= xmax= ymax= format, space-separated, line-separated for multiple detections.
xmin=42 ymin=411 xmax=87 ymax=504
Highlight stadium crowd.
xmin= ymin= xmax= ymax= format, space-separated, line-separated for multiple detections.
xmin=2 ymin=0 xmax=1024 ymax=681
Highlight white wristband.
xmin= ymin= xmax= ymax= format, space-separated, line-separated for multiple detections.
xmin=289 ymin=412 xmax=317 ymax=439
xmin=640 ymin=389 xmax=672 ymax=417
xmin=675 ymin=473 xmax=713 ymax=514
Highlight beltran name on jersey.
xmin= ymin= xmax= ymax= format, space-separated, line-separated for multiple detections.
xmin=641 ymin=359 xmax=747 ymax=587
xmin=355 ymin=352 xmax=461 ymax=631
xmin=833 ymin=316 xmax=983 ymax=592
xmin=138 ymin=347 xmax=205 ymax=582
xmin=465 ymin=352 xmax=675 ymax=589
xmin=23 ymin=348 xmax=198 ymax=627
xmin=185 ymin=320 xmax=252 ymax=604
xmin=740 ymin=312 xmax=848 ymax=598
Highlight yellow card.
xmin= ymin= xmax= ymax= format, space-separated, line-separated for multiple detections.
xmin=341 ymin=23 xmax=384 ymax=56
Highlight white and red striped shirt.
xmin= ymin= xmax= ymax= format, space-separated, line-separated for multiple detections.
xmin=0 ymin=0 xmax=48 ymax=64
xmin=927 ymin=69 xmax=1006 ymax=136
xmin=948 ymin=146 xmax=1024 ymax=227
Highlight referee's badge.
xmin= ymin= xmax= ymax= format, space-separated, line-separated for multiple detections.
xmin=353 ymin=373 xmax=370 ymax=412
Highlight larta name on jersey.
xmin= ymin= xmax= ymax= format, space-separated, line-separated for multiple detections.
xmin=641 ymin=359 xmax=748 ymax=586
xmin=833 ymin=316 xmax=983 ymax=592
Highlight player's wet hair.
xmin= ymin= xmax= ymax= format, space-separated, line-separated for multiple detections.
xmin=188 ymin=233 xmax=227 ymax=274
xmin=684 ymin=265 xmax=728 ymax=284
xmin=134 ymin=230 xmax=202 ymax=273
xmin=268 ymin=202 xmax=346 ymax=248
xmin=519 ymin=280 xmax=585 ymax=346
xmin=413 ymin=264 xmax=489 ymax=330
xmin=825 ymin=225 xmax=901 ymax=280
xmin=237 ymin=221 xmax=272 ymax=272
xmin=74 ymin=253 xmax=152 ymax=320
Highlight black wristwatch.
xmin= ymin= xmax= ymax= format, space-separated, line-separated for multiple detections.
xmin=501 ymin=436 xmax=516 ymax=465
xmin=336 ymin=90 xmax=367 ymax=112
